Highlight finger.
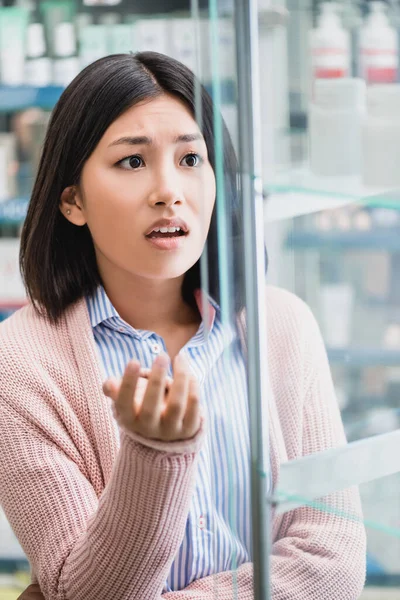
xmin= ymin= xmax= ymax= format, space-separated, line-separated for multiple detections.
xmin=182 ymin=377 xmax=201 ymax=437
xmin=163 ymin=354 xmax=190 ymax=426
xmin=114 ymin=360 xmax=140 ymax=427
xmin=103 ymin=377 xmax=120 ymax=402
xmin=139 ymin=354 xmax=169 ymax=428
xmin=140 ymin=367 xmax=173 ymax=390
xmin=139 ymin=368 xmax=151 ymax=379
xmin=134 ymin=376 xmax=149 ymax=410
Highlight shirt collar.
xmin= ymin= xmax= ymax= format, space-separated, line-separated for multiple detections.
xmin=86 ymin=285 xmax=219 ymax=333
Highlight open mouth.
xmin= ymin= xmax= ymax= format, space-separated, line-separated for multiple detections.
xmin=146 ymin=229 xmax=187 ymax=239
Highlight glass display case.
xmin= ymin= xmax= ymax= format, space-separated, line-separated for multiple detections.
xmin=1 ymin=0 xmax=400 ymax=598
xmin=262 ymin=0 xmax=400 ymax=597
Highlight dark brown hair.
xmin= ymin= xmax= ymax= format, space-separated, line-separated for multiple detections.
xmin=20 ymin=52 xmax=244 ymax=324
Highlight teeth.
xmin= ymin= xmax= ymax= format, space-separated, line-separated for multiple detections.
xmin=152 ymin=226 xmax=182 ymax=233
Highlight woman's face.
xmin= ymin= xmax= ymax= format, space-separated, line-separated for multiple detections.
xmin=62 ymin=94 xmax=216 ymax=284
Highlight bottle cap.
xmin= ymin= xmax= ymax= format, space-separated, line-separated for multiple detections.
xmin=26 ymin=23 xmax=46 ymax=59
xmin=368 ymin=1 xmax=389 ymax=27
xmin=54 ymin=22 xmax=76 ymax=58
xmin=318 ymin=2 xmax=341 ymax=28
xmin=313 ymin=78 xmax=366 ymax=110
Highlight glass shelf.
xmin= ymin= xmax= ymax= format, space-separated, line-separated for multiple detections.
xmin=264 ymin=191 xmax=355 ymax=222
xmin=327 ymin=347 xmax=400 ymax=367
xmin=265 ymin=166 xmax=400 ymax=221
xmin=286 ymin=228 xmax=400 ymax=252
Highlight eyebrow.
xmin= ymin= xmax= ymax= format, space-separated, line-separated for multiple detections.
xmin=108 ymin=133 xmax=203 ymax=148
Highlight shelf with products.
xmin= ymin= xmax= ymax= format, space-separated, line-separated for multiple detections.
xmin=265 ymin=166 xmax=400 ymax=222
xmin=279 ymin=200 xmax=400 ymax=374
xmin=0 ymin=85 xmax=64 ymax=112
xmin=0 ymin=80 xmax=235 ymax=113
xmin=277 ymin=190 xmax=400 ymax=250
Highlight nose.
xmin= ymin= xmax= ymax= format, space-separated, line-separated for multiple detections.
xmin=147 ymin=172 xmax=184 ymax=207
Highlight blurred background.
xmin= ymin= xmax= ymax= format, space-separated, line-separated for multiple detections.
xmin=1 ymin=0 xmax=400 ymax=598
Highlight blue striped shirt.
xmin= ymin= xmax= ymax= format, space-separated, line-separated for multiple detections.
xmin=86 ymin=285 xmax=266 ymax=592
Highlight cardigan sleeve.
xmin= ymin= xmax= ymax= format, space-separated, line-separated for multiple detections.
xmin=269 ymin=299 xmax=367 ymax=600
xmin=0 ymin=397 xmax=205 ymax=600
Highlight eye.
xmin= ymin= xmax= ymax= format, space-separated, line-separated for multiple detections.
xmin=181 ymin=153 xmax=203 ymax=168
xmin=117 ymin=155 xmax=144 ymax=170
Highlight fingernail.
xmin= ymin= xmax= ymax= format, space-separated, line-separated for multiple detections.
xmin=154 ymin=353 xmax=169 ymax=368
xmin=103 ymin=382 xmax=111 ymax=394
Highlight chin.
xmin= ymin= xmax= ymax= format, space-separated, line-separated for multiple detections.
xmin=137 ymin=263 xmax=195 ymax=281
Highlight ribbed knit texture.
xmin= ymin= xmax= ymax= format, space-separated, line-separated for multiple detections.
xmin=0 ymin=286 xmax=366 ymax=600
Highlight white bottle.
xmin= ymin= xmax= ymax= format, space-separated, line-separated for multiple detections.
xmin=310 ymin=2 xmax=350 ymax=80
xmin=79 ymin=25 xmax=108 ymax=71
xmin=309 ymin=78 xmax=366 ymax=176
xmin=133 ymin=19 xmax=168 ymax=55
xmin=169 ymin=19 xmax=197 ymax=72
xmin=362 ymin=85 xmax=400 ymax=187
xmin=53 ymin=22 xmax=80 ymax=87
xmin=25 ymin=23 xmax=52 ymax=87
xmin=359 ymin=1 xmax=398 ymax=84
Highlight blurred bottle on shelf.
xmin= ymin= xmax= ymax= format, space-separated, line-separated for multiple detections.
xmin=309 ymin=77 xmax=366 ymax=176
xmin=310 ymin=2 xmax=350 ymax=80
xmin=107 ymin=23 xmax=134 ymax=55
xmin=53 ymin=21 xmax=80 ymax=87
xmin=320 ymin=283 xmax=354 ymax=347
xmin=0 ymin=6 xmax=29 ymax=86
xmin=83 ymin=0 xmax=122 ymax=5
xmin=0 ymin=133 xmax=17 ymax=203
xmin=25 ymin=22 xmax=52 ymax=87
xmin=133 ymin=19 xmax=168 ymax=55
xmin=78 ymin=24 xmax=108 ymax=70
xmin=362 ymin=84 xmax=400 ymax=186
xmin=359 ymin=1 xmax=398 ymax=85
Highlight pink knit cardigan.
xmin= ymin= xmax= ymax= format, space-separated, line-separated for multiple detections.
xmin=0 ymin=286 xmax=366 ymax=600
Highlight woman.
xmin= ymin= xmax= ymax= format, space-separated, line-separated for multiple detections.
xmin=0 ymin=52 xmax=366 ymax=600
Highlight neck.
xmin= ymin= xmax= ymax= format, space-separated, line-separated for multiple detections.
xmin=100 ymin=273 xmax=200 ymax=333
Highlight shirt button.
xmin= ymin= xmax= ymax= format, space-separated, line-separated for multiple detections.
xmin=152 ymin=343 xmax=161 ymax=354
xmin=118 ymin=327 xmax=125 ymax=333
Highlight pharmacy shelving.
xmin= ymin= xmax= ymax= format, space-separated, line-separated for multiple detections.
xmin=0 ymin=80 xmax=235 ymax=113
xmin=0 ymin=85 xmax=64 ymax=112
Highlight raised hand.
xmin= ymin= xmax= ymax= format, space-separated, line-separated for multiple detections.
xmin=103 ymin=353 xmax=202 ymax=442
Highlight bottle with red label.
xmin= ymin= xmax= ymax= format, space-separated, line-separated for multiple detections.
xmin=310 ymin=2 xmax=351 ymax=80
xmin=360 ymin=1 xmax=398 ymax=84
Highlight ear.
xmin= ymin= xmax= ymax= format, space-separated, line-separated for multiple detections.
xmin=59 ymin=185 xmax=87 ymax=226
